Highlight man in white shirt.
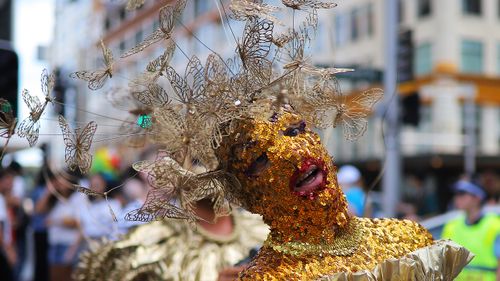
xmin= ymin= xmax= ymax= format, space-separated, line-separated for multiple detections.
xmin=0 ymin=168 xmax=15 ymax=281
xmin=78 ymin=174 xmax=121 ymax=240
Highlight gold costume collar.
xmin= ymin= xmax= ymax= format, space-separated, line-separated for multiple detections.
xmin=264 ymin=217 xmax=364 ymax=257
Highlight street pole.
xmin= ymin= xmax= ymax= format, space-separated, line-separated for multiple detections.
xmin=463 ymin=85 xmax=476 ymax=178
xmin=382 ymin=0 xmax=400 ymax=218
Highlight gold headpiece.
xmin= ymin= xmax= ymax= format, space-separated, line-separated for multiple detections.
xmin=12 ymin=0 xmax=383 ymax=222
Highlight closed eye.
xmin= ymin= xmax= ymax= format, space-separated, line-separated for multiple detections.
xmin=245 ymin=153 xmax=270 ymax=178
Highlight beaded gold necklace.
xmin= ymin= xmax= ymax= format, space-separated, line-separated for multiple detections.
xmin=264 ymin=217 xmax=365 ymax=257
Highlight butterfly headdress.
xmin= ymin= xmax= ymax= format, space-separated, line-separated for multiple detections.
xmin=69 ymin=0 xmax=383 ymax=222
xmin=18 ymin=69 xmax=55 ymax=147
xmin=58 ymin=115 xmax=98 ymax=174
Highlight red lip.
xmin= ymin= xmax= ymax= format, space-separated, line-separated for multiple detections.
xmin=289 ymin=158 xmax=328 ymax=199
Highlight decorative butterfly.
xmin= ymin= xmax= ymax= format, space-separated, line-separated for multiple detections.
xmin=330 ymin=87 xmax=383 ymax=141
xmin=130 ymin=156 xmax=199 ymax=221
xmin=131 ymin=83 xmax=170 ymax=108
xmin=129 ymin=155 xmax=231 ymax=222
xmin=165 ymin=55 xmax=205 ymax=104
xmin=121 ymin=1 xmax=185 ymax=58
xmin=204 ymin=53 xmax=230 ymax=95
xmin=70 ymin=40 xmax=113 ymax=90
xmin=134 ymin=41 xmax=175 ymax=85
xmin=125 ymin=191 xmax=194 ymax=222
xmin=230 ymin=0 xmax=282 ymax=25
xmin=72 ymin=184 xmax=104 ymax=197
xmin=72 ymin=184 xmax=118 ymax=222
xmin=126 ymin=0 xmax=145 ymax=10
xmin=18 ymin=69 xmax=55 ymax=146
xmin=58 ymin=115 xmax=98 ymax=174
xmin=282 ymin=0 xmax=337 ymax=10
xmin=237 ymin=18 xmax=274 ymax=87
xmin=300 ymin=63 xmax=354 ymax=79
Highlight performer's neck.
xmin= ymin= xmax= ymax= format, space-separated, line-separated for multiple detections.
xmin=265 ymin=211 xmax=351 ymax=244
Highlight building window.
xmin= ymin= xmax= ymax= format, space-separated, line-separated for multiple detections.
xmin=135 ymin=29 xmax=143 ymax=45
xmin=37 ymin=45 xmax=49 ymax=61
xmin=498 ymin=0 xmax=500 ymax=18
xmin=119 ymin=40 xmax=126 ymax=52
xmin=149 ymin=21 xmax=156 ymax=34
xmin=104 ymin=17 xmax=111 ymax=31
xmin=153 ymin=18 xmax=160 ymax=31
xmin=350 ymin=9 xmax=360 ymax=41
xmin=314 ymin=22 xmax=326 ymax=52
xmin=414 ymin=43 xmax=432 ymax=75
xmin=463 ymin=0 xmax=481 ymax=15
xmin=461 ymin=39 xmax=483 ymax=73
xmin=194 ymin=0 xmax=210 ymax=15
xmin=418 ymin=0 xmax=431 ymax=18
xmin=398 ymin=0 xmax=404 ymax=23
xmin=497 ymin=43 xmax=500 ymax=74
xmin=334 ymin=13 xmax=349 ymax=47
xmin=119 ymin=7 xmax=126 ymax=21
xmin=366 ymin=3 xmax=374 ymax=36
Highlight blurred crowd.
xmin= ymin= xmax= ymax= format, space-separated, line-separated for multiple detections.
xmin=0 ymin=159 xmax=498 ymax=281
xmin=0 ymin=158 xmax=151 ymax=281
xmin=338 ymin=165 xmax=500 ymax=280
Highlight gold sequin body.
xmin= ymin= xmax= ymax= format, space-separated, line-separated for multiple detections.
xmin=240 ymin=218 xmax=433 ymax=280
xmin=216 ymin=113 xmax=434 ymax=280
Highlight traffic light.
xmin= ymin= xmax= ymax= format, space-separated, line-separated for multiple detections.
xmin=401 ymin=92 xmax=420 ymax=126
xmin=53 ymin=68 xmax=66 ymax=116
xmin=0 ymin=43 xmax=18 ymax=117
xmin=397 ymin=29 xmax=413 ymax=83
xmin=0 ymin=0 xmax=12 ymax=41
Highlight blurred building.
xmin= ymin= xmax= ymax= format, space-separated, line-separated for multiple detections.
xmin=0 ymin=0 xmax=56 ymax=168
xmin=322 ymin=0 xmax=500 ymax=213
xmin=49 ymin=0 xmax=500 ymax=212
xmin=50 ymin=0 xmax=237 ymax=165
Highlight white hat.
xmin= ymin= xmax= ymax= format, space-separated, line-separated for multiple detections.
xmin=337 ymin=165 xmax=361 ymax=185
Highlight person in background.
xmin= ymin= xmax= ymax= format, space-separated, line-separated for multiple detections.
xmin=31 ymin=168 xmax=55 ymax=281
xmin=442 ymin=179 xmax=500 ymax=281
xmin=78 ymin=173 xmax=121 ymax=240
xmin=118 ymin=168 xmax=148 ymax=233
xmin=0 ymin=168 xmax=15 ymax=281
xmin=480 ymin=170 xmax=500 ymax=206
xmin=337 ymin=165 xmax=370 ymax=217
xmin=36 ymin=171 xmax=81 ymax=281
xmin=75 ymin=196 xmax=268 ymax=281
xmin=7 ymin=161 xmax=29 ymax=281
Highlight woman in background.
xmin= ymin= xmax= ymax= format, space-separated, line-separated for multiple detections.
xmin=31 ymin=168 xmax=55 ymax=281
xmin=36 ymin=171 xmax=82 ymax=281
xmin=79 ymin=173 xmax=121 ymax=240
xmin=118 ymin=168 xmax=148 ymax=233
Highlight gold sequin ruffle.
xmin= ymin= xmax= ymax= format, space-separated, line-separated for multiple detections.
xmin=318 ymin=239 xmax=473 ymax=281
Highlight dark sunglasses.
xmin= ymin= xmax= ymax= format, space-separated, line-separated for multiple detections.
xmin=455 ymin=190 xmax=470 ymax=196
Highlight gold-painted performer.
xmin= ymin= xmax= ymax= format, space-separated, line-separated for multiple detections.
xmin=66 ymin=0 xmax=474 ymax=280
xmin=216 ymin=112 xmax=472 ymax=280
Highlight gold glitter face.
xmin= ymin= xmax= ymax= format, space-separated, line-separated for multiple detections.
xmin=220 ymin=112 xmax=348 ymax=241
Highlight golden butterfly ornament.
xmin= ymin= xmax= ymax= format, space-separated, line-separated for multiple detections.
xmin=18 ymin=69 xmax=55 ymax=146
xmin=58 ymin=115 xmax=98 ymax=174
xmin=332 ymin=88 xmax=383 ymax=140
xmin=70 ymin=40 xmax=113 ymax=90
xmin=121 ymin=1 xmax=185 ymax=58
